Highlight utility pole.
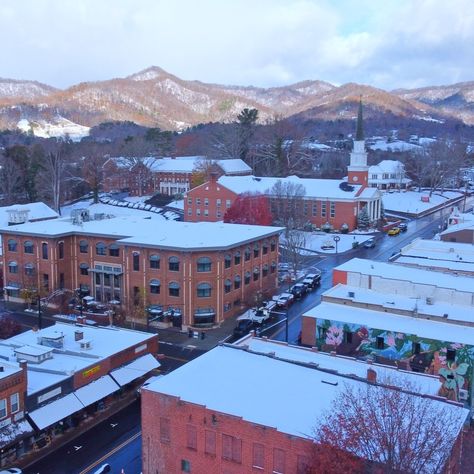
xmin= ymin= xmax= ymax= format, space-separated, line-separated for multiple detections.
xmin=37 ymin=294 xmax=43 ymax=329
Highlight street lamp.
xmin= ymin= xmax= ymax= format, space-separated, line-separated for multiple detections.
xmin=333 ymin=235 xmax=341 ymax=254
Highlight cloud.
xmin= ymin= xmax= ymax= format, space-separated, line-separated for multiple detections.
xmin=0 ymin=0 xmax=472 ymax=90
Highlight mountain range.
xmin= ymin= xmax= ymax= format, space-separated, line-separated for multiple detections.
xmin=0 ymin=66 xmax=473 ymax=136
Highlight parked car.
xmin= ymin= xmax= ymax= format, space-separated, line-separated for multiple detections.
xmin=304 ymin=272 xmax=321 ymax=287
xmin=238 ymin=307 xmax=270 ymax=325
xmin=388 ymin=227 xmax=400 ymax=236
xmin=363 ymin=238 xmax=376 ymax=248
xmin=233 ymin=319 xmax=255 ymax=338
xmin=0 ymin=469 xmax=22 ymax=474
xmin=398 ymin=222 xmax=408 ymax=232
xmin=302 ymin=277 xmax=315 ymax=289
xmin=278 ymin=262 xmax=290 ymax=272
xmin=274 ymin=292 xmax=295 ymax=307
xmin=290 ymin=283 xmax=307 ymax=298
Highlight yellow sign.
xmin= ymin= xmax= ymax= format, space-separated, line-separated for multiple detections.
xmin=83 ymin=365 xmax=100 ymax=378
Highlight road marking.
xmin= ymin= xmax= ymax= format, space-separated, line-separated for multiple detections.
xmin=78 ymin=430 xmax=141 ymax=474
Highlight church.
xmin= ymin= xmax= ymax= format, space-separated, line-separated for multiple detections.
xmin=184 ymin=100 xmax=382 ymax=231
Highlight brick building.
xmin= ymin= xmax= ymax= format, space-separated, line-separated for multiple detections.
xmin=141 ymin=340 xmax=468 ymax=474
xmin=0 ymin=322 xmax=158 ymax=465
xmin=184 ymin=102 xmax=382 ymax=231
xmin=1 ymin=212 xmax=282 ymax=328
xmin=102 ymin=156 xmax=252 ymax=197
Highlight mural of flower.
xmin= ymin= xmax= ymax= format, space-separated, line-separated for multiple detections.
xmin=438 ymin=362 xmax=469 ymax=401
xmin=325 ymin=325 xmax=344 ymax=347
xmin=386 ymin=334 xmax=396 ymax=347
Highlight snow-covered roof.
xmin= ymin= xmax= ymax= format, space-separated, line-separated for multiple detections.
xmin=110 ymin=354 xmax=160 ymax=386
xmin=0 ymin=361 xmax=22 ymax=381
xmin=73 ymin=375 xmax=120 ymax=407
xmin=218 ymin=175 xmax=366 ymax=200
xmin=0 ymin=202 xmax=58 ymax=227
xmin=400 ymin=238 xmax=474 ymax=263
xmin=0 ymin=323 xmax=156 ymax=395
xmin=235 ymin=336 xmax=441 ymax=395
xmin=145 ymin=156 xmax=206 ymax=173
xmin=217 ymin=159 xmax=252 ymax=175
xmin=1 ymin=215 xmax=282 ymax=251
xmin=441 ymin=221 xmax=474 ymax=236
xmin=323 ymin=284 xmax=474 ymax=325
xmin=335 ymin=258 xmax=474 ymax=293
xmin=304 ymin=301 xmax=474 ymax=346
xmin=395 ymin=256 xmax=474 ymax=274
xmin=144 ymin=344 xmax=467 ymax=443
xmin=369 ymin=160 xmax=405 ymax=174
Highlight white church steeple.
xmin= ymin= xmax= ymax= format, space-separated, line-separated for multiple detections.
xmin=347 ymin=98 xmax=369 ymax=187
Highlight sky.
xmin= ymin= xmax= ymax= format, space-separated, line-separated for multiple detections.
xmin=1 ymin=0 xmax=473 ymax=91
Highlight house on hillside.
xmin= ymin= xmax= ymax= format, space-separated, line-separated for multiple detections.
xmin=368 ymin=160 xmax=411 ymax=190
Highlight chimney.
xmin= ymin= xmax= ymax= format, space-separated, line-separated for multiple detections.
xmin=367 ymin=368 xmax=377 ymax=383
xmin=75 ymin=330 xmax=84 ymax=341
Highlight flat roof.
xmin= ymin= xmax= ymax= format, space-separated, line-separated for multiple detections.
xmin=145 ymin=345 xmax=467 ymax=443
xmin=395 ymin=256 xmax=474 ymax=273
xmin=334 ymin=258 xmax=474 ymax=293
xmin=400 ymin=238 xmax=474 ymax=263
xmin=304 ymin=301 xmax=474 ymax=346
xmin=324 ymin=284 xmax=474 ymax=324
xmin=235 ymin=336 xmax=441 ymax=396
xmin=0 ymin=215 xmax=283 ymax=250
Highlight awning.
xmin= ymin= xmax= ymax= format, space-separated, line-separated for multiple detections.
xmin=110 ymin=354 xmax=160 ymax=386
xmin=74 ymin=375 xmax=120 ymax=407
xmin=28 ymin=393 xmax=84 ymax=430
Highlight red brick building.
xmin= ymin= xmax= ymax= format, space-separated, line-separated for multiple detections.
xmin=142 ymin=340 xmax=467 ymax=474
xmin=184 ymin=104 xmax=382 ymax=231
xmin=1 ymin=213 xmax=282 ymax=328
xmin=103 ymin=156 xmax=252 ymax=197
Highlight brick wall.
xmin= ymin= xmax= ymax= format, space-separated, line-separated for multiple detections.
xmin=142 ymin=391 xmax=313 ymax=474
xmin=0 ymin=367 xmax=27 ymax=426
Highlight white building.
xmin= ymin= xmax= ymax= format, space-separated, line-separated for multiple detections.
xmin=368 ymin=160 xmax=411 ymax=190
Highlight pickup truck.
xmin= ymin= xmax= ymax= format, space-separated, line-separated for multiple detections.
xmin=237 ymin=306 xmax=270 ymax=325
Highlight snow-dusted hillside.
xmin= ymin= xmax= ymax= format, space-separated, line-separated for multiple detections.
xmin=17 ymin=116 xmax=90 ymax=141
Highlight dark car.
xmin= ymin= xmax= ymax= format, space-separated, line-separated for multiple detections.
xmin=398 ymin=222 xmax=408 ymax=232
xmin=305 ymin=272 xmax=321 ymax=287
xmin=233 ymin=319 xmax=255 ymax=338
xmin=363 ymin=238 xmax=376 ymax=248
xmin=290 ymin=283 xmax=307 ymax=298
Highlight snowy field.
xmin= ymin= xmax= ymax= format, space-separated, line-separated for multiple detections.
xmin=382 ymin=190 xmax=463 ymax=215
xmin=282 ymin=231 xmax=372 ymax=255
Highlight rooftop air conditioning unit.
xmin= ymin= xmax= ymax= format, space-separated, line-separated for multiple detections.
xmin=459 ymin=389 xmax=469 ymax=401
xmin=348 ymin=291 xmax=355 ymax=298
xmin=443 ymin=313 xmax=449 ymax=319
xmin=425 ymin=297 xmax=433 ymax=305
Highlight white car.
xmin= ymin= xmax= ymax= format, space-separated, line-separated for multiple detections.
xmin=275 ymin=292 xmax=295 ymax=307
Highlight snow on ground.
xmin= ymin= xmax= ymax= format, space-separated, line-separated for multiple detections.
xmin=123 ymin=195 xmax=152 ymax=204
xmin=17 ymin=117 xmax=90 ymax=141
xmin=368 ymin=139 xmax=421 ymax=152
xmin=282 ymin=231 xmax=371 ymax=255
xmin=61 ymin=200 xmax=167 ymax=221
xmin=382 ymin=190 xmax=463 ymax=215
xmin=167 ymin=199 xmax=184 ymax=210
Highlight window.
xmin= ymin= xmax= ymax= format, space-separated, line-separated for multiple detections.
xmin=321 ymin=202 xmax=327 ymax=218
xmin=262 ymin=264 xmax=269 ymax=277
xmin=204 ymin=209 xmax=209 ymax=216
xmin=197 ymin=257 xmax=212 ymax=272
xmin=344 ymin=331 xmax=353 ymax=344
xmin=7 ymin=239 xmax=17 ymax=252
xmin=447 ymin=348 xmax=456 ymax=362
xmin=24 ymin=240 xmax=34 ymax=254
xmin=0 ymin=399 xmax=6 ymax=419
xmin=253 ymin=443 xmax=264 ymax=469
xmin=24 ymin=263 xmax=34 ymax=276
xmin=43 ymin=274 xmax=49 ymax=291
xmin=96 ymin=242 xmax=107 ymax=256
xmin=270 ymin=240 xmax=276 ymax=252
xmin=204 ymin=198 xmax=209 ymax=207
xmin=253 ymin=244 xmax=259 ymax=258
xmin=80 ymin=263 xmax=89 ymax=276
xmin=160 ymin=417 xmax=170 ymax=442
xmin=262 ymin=243 xmax=268 ymax=255
xmin=149 ymin=254 xmax=160 ymax=269
xmin=226 ymin=199 xmax=231 ymax=209
xmin=197 ymin=283 xmax=211 ymax=298
xmin=109 ymin=244 xmax=120 ymax=257
xmin=8 ymin=261 xmax=18 ymax=274
xmin=273 ymin=448 xmax=286 ymax=474
xmin=205 ymin=430 xmax=216 ymax=455
xmin=224 ymin=302 xmax=231 ymax=312
xmin=79 ymin=240 xmax=88 ymax=253
xmin=297 ymin=455 xmax=310 ymax=474
xmin=150 ymin=279 xmax=161 ymax=294
xmin=186 ymin=424 xmax=197 ymax=450
xmin=10 ymin=393 xmax=19 ymax=414
xmin=58 ymin=241 xmax=64 ymax=259
xmin=42 ymin=242 xmax=48 ymax=259
xmin=234 ymin=275 xmax=241 ymax=290
xmin=222 ymin=434 xmax=242 ymax=463
xmin=187 ymin=208 xmax=192 ymax=216
xmin=224 ymin=254 xmax=231 ymax=269
xmin=169 ymin=256 xmax=180 ymax=272
xmin=196 ymin=209 xmax=201 ymax=216
xmin=371 ymin=174 xmax=378 ymax=179
xmin=330 ymin=201 xmax=335 ymax=218
xmin=234 ymin=251 xmax=241 ymax=265
xmin=253 ymin=267 xmax=259 ymax=281
xmin=271 ymin=261 xmax=276 ymax=273
xmin=376 ymin=336 xmax=384 ymax=350
xmin=413 ymin=342 xmax=421 ymax=355
xmin=133 ymin=252 xmax=140 ymax=271
xmin=244 ymin=271 xmax=251 ymax=285
xmin=187 ymin=197 xmax=192 ymax=205
xmin=181 ymin=460 xmax=191 ymax=473
xmin=244 ymin=247 xmax=251 ymax=261
xmin=312 ymin=203 xmax=318 ymax=216
xmin=216 ymin=198 xmax=221 ymax=207
xmin=169 ymin=282 xmax=180 ymax=297
xmin=196 ymin=198 xmax=201 ymax=205
xmin=216 ymin=211 xmax=221 ymax=218
xmin=224 ymin=279 xmax=232 ymax=294
xmin=303 ymin=202 xmax=308 ymax=216
xmin=382 ymin=173 xmax=389 ymax=179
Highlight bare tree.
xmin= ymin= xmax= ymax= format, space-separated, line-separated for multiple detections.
xmin=269 ymin=180 xmax=307 ymax=229
xmin=316 ymin=378 xmax=466 ymax=474
xmin=0 ymin=150 xmax=23 ymax=204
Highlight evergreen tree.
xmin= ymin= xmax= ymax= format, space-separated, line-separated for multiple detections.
xmin=357 ymin=206 xmax=370 ymax=228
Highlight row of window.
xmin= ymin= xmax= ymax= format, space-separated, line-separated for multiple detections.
xmin=187 ymin=198 xmax=232 ymax=208
xmin=0 ymin=393 xmax=19 ymax=419
xmin=160 ymin=419 xmax=308 ymax=474
xmin=271 ymin=201 xmax=337 ymax=218
xmin=8 ymin=240 xmax=57 ymax=260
